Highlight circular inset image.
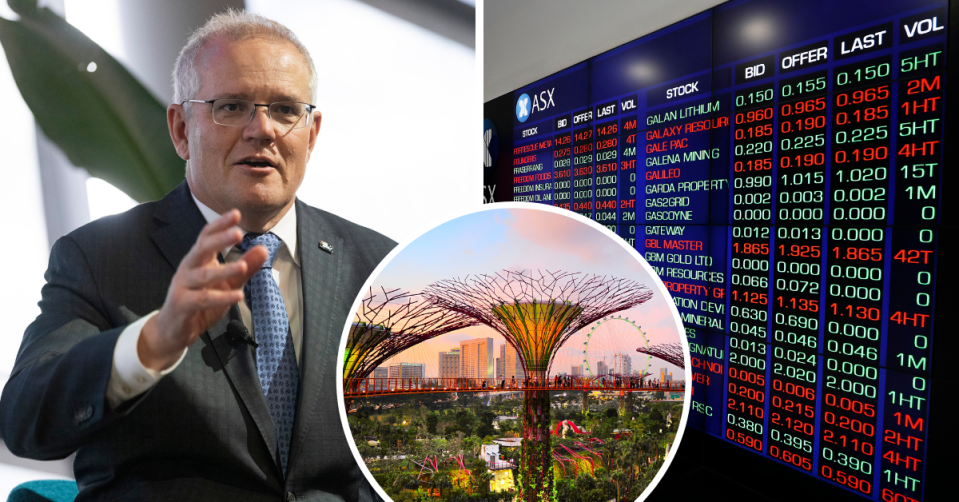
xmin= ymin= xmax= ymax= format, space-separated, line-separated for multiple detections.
xmin=337 ymin=204 xmax=690 ymax=502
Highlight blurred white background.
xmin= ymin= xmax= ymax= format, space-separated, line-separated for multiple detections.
xmin=0 ymin=0 xmax=475 ymax=494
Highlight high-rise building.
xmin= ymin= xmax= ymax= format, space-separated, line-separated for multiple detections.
xmin=460 ymin=338 xmax=494 ymax=379
xmin=660 ymin=368 xmax=673 ymax=382
xmin=571 ymin=365 xmax=583 ymax=376
xmin=613 ymin=353 xmax=632 ymax=376
xmin=503 ymin=343 xmax=526 ymax=380
xmin=439 ymin=349 xmax=461 ymax=379
xmin=373 ymin=366 xmax=388 ymax=390
xmin=496 ymin=345 xmax=507 ymax=379
xmin=388 ymin=362 xmax=425 ymax=379
xmin=596 ymin=360 xmax=609 ymax=376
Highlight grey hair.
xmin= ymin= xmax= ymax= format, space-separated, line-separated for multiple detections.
xmin=172 ymin=8 xmax=317 ymax=105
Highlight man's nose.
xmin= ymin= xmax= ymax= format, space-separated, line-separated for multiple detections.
xmin=243 ymin=105 xmax=276 ymax=141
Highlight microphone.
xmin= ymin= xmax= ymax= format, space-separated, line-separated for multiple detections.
xmin=227 ymin=320 xmax=258 ymax=348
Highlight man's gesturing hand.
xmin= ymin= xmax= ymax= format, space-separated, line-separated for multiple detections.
xmin=138 ymin=209 xmax=268 ymax=371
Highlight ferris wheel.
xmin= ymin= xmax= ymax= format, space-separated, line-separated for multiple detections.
xmin=582 ymin=315 xmax=651 ymax=379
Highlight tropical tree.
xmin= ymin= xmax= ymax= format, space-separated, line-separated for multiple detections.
xmin=0 ymin=0 xmax=186 ymax=201
xmin=426 ymin=412 xmax=439 ymax=435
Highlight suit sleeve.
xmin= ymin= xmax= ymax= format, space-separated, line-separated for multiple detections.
xmin=0 ymin=235 xmax=147 ymax=460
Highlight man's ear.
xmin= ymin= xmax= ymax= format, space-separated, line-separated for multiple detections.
xmin=305 ymin=110 xmax=322 ymax=161
xmin=168 ymin=104 xmax=191 ymax=160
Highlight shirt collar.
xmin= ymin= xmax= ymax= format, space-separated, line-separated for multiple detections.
xmin=190 ymin=191 xmax=299 ymax=265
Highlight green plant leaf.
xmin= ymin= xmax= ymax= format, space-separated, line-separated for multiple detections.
xmin=0 ymin=6 xmax=183 ymax=202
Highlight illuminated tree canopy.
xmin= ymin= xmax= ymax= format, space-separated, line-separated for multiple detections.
xmin=344 ymin=287 xmax=478 ymax=383
xmin=424 ymin=270 xmax=654 ymax=375
xmin=636 ymin=342 xmax=686 ymax=369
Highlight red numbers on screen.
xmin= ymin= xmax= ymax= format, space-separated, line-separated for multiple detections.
xmin=835 ymin=85 xmax=889 ymax=107
xmin=832 ymin=247 xmax=882 ymax=261
xmin=726 ymin=428 xmax=763 ymax=451
xmin=835 ymin=105 xmax=889 ymax=125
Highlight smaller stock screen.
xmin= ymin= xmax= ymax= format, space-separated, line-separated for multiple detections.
xmin=484 ymin=0 xmax=949 ymax=500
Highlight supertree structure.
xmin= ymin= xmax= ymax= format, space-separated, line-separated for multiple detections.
xmin=343 ymin=287 xmax=478 ymax=389
xmin=636 ymin=342 xmax=686 ymax=369
xmin=424 ymin=270 xmax=653 ymax=502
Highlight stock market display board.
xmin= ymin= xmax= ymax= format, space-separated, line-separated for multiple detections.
xmin=483 ymin=0 xmax=952 ymax=500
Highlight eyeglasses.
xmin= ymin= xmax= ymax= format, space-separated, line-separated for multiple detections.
xmin=182 ymin=98 xmax=317 ymax=129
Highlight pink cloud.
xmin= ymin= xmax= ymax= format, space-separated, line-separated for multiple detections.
xmin=503 ymin=209 xmax=628 ymax=266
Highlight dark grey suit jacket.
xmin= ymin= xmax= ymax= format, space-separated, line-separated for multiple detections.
xmin=0 ymin=182 xmax=395 ymax=501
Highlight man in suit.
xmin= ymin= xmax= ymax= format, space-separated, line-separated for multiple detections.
xmin=0 ymin=10 xmax=394 ymax=501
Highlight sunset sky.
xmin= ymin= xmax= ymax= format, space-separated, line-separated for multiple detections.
xmin=358 ymin=206 xmax=686 ymax=381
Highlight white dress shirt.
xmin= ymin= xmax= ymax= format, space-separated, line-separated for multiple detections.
xmin=106 ymin=195 xmax=303 ymax=409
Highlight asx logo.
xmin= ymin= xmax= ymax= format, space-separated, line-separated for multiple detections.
xmin=515 ymin=88 xmax=555 ymax=122
xmin=483 ymin=118 xmax=499 ymax=171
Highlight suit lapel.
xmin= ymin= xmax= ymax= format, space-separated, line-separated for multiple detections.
xmin=287 ymin=200 xmax=345 ymax=469
xmin=200 ymin=309 xmax=279 ymax=468
xmin=150 ymin=182 xmax=280 ymax=472
xmin=150 ymin=181 xmax=206 ymax=272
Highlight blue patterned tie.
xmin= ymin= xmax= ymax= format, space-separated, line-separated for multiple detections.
xmin=240 ymin=233 xmax=298 ymax=476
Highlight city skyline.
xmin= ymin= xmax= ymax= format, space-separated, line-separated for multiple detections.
xmin=379 ymin=331 xmax=682 ymax=381
xmin=661 ymin=368 xmax=673 ymax=382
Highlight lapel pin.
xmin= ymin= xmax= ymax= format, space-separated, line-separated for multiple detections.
xmin=318 ymin=241 xmax=334 ymax=254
